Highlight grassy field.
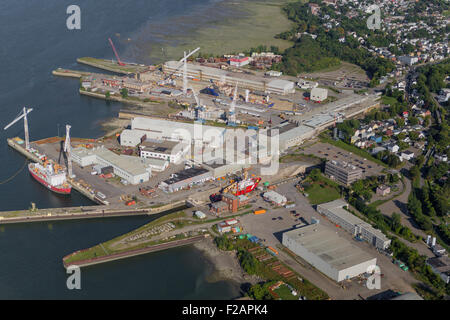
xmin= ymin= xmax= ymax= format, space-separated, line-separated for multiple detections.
xmin=381 ymin=95 xmax=399 ymax=107
xmin=146 ymin=0 xmax=295 ymax=62
xmin=273 ymin=284 xmax=298 ymax=300
xmin=305 ymin=183 xmax=340 ymax=205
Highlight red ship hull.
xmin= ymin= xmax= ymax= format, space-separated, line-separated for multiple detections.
xmin=233 ymin=177 xmax=261 ymax=196
xmin=29 ymin=168 xmax=71 ymax=195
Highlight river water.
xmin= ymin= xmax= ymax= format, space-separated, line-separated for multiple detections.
xmin=0 ymin=0 xmax=244 ymax=299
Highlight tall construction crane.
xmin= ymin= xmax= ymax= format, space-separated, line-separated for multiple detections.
xmin=228 ymin=83 xmax=238 ymax=124
xmin=64 ymin=124 xmax=74 ymax=178
xmin=4 ymin=107 xmax=33 ymax=150
xmin=108 ymin=37 xmax=125 ymax=66
xmin=166 ymin=47 xmax=200 ymax=94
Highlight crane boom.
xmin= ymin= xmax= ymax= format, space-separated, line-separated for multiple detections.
xmin=172 ymin=47 xmax=200 ymax=71
xmin=3 ymin=108 xmax=33 ymax=130
xmin=64 ymin=124 xmax=73 ymax=178
xmin=4 ymin=107 xmax=33 ymax=150
xmin=108 ymin=38 xmax=125 ymax=66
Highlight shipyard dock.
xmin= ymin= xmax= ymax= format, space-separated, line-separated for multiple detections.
xmin=63 ymin=234 xmax=208 ymax=268
xmin=0 ymin=199 xmax=186 ymax=225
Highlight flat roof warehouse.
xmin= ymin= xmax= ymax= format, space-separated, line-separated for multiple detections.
xmin=163 ymin=167 xmax=210 ymax=185
xmin=282 ymin=224 xmax=377 ymax=282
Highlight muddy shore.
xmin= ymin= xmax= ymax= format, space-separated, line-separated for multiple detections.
xmin=194 ymin=238 xmax=262 ymax=291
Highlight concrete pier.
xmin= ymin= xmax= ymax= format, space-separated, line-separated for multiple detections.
xmin=0 ymin=200 xmax=186 ymax=224
xmin=63 ymin=234 xmax=208 ymax=268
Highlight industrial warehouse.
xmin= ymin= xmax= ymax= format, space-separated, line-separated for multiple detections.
xmin=282 ymin=224 xmax=377 ymax=282
xmin=163 ymin=61 xmax=296 ymax=95
xmin=158 ymin=167 xmax=213 ymax=193
xmin=316 ymin=200 xmax=391 ymax=250
xmin=71 ymin=146 xmax=152 ymax=185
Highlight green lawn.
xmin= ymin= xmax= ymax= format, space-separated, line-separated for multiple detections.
xmin=381 ymin=95 xmax=398 ymax=107
xmin=305 ymin=183 xmax=340 ymax=205
xmin=273 ymin=284 xmax=298 ymax=300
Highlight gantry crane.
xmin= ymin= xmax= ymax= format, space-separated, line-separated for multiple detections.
xmin=4 ymin=107 xmax=33 ymax=150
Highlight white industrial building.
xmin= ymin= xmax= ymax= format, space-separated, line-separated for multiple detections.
xmin=139 ymin=140 xmax=190 ymax=164
xmin=163 ymin=61 xmax=295 ymax=95
xmin=317 ymin=199 xmax=391 ymax=250
xmin=310 ymin=88 xmax=328 ymax=102
xmin=71 ymin=147 xmax=151 ymax=185
xmin=131 ymin=117 xmax=226 ymax=147
xmin=263 ymin=191 xmax=287 ymax=206
xmin=282 ymin=224 xmax=377 ymax=282
xmin=71 ymin=147 xmax=98 ymax=167
xmin=120 ymin=129 xmax=148 ymax=147
xmin=259 ymin=122 xmax=317 ymax=154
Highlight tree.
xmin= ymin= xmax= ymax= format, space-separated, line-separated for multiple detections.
xmin=391 ymin=213 xmax=402 ymax=234
xmin=105 ymin=91 xmax=111 ymax=99
xmin=120 ymin=88 xmax=128 ymax=98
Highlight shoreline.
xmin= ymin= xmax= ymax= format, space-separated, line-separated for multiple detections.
xmin=193 ymin=237 xmax=262 ymax=290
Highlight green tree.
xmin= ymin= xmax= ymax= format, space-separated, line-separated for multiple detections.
xmin=120 ymin=88 xmax=128 ymax=98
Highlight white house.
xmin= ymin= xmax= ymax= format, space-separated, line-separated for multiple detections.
xmin=400 ymin=151 xmax=415 ymax=161
xmin=387 ymin=144 xmax=399 ymax=153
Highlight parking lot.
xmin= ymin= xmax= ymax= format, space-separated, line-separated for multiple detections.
xmin=302 ymin=142 xmax=385 ymax=178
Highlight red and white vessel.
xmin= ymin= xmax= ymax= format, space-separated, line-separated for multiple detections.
xmin=28 ymin=162 xmax=71 ymax=195
xmin=233 ymin=177 xmax=261 ymax=196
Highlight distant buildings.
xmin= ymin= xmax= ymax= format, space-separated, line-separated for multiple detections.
xmin=325 ymin=160 xmax=363 ymax=186
xmin=282 ymin=224 xmax=377 ymax=282
xmin=317 ymin=199 xmax=391 ymax=250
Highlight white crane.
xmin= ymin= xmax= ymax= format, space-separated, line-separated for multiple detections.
xmin=64 ymin=124 xmax=74 ymax=178
xmin=191 ymin=88 xmax=201 ymax=107
xmin=4 ymin=107 xmax=33 ymax=150
xmin=166 ymin=47 xmax=200 ymax=95
xmin=229 ymin=83 xmax=238 ymax=124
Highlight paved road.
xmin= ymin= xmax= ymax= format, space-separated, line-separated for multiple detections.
xmin=378 ymin=177 xmax=434 ymax=258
